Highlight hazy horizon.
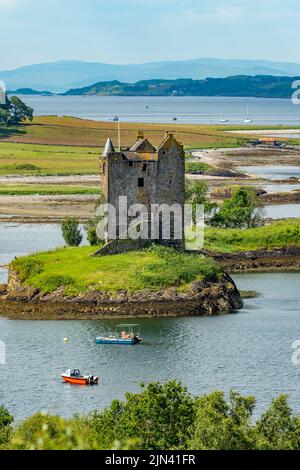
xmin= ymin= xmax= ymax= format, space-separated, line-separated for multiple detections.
xmin=3 ymin=56 xmax=300 ymax=73
xmin=0 ymin=0 xmax=299 ymax=70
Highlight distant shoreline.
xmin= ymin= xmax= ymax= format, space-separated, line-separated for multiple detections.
xmin=7 ymin=75 xmax=300 ymax=99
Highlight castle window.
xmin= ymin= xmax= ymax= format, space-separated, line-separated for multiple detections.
xmin=142 ymin=163 xmax=147 ymax=172
xmin=138 ymin=178 xmax=145 ymax=188
xmin=102 ymin=162 xmax=106 ymax=175
xmin=129 ymin=162 xmax=133 ymax=167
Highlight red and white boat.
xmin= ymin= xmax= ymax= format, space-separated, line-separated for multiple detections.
xmin=61 ymin=369 xmax=99 ymax=385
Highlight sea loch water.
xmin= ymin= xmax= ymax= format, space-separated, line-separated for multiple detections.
xmin=0 ymin=224 xmax=300 ymax=421
xmin=15 ymin=95 xmax=300 ymax=125
xmin=0 ymin=272 xmax=300 ymax=421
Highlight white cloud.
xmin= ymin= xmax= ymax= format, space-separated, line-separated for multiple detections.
xmin=0 ymin=0 xmax=23 ymax=9
xmin=184 ymin=7 xmax=247 ymax=25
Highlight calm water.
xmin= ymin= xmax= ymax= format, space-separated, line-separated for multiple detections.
xmin=0 ymin=224 xmax=300 ymax=420
xmin=16 ymin=95 xmax=300 ymax=125
xmin=240 ymin=166 xmax=300 ymax=180
xmin=0 ymin=223 xmax=86 ymax=283
xmin=0 ymin=272 xmax=300 ymax=421
xmin=264 ymin=204 xmax=300 ymax=219
xmin=260 ymin=183 xmax=300 ymax=194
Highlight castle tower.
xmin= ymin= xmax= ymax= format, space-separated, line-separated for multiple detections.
xmin=99 ymin=132 xmax=185 ymax=251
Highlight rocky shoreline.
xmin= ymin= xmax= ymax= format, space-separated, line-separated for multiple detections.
xmin=1 ymin=246 xmax=300 ymax=319
xmin=0 ymin=270 xmax=243 ymax=320
xmin=201 ymin=246 xmax=300 ymax=273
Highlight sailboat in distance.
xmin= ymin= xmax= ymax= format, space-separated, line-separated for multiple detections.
xmin=219 ymin=112 xmax=229 ymax=123
xmin=244 ymin=105 xmax=253 ymax=123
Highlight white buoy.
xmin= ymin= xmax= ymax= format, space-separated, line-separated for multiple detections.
xmin=63 ymin=337 xmax=69 ymax=343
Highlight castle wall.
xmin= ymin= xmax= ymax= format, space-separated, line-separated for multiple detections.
xmin=99 ymin=134 xmax=185 ymax=251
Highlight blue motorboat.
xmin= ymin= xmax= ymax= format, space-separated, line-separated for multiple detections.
xmin=95 ymin=324 xmax=142 ymax=345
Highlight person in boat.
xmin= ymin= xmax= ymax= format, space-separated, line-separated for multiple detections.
xmin=121 ymin=331 xmax=131 ymax=340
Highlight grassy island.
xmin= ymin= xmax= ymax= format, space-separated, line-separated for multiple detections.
xmin=204 ymin=219 xmax=300 ymax=253
xmin=11 ymin=246 xmax=222 ymax=295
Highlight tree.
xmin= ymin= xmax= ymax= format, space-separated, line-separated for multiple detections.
xmin=0 ymin=406 xmax=13 ymax=447
xmin=0 ymin=95 xmax=33 ymax=125
xmin=8 ymin=96 xmax=33 ymax=125
xmin=255 ymin=395 xmax=300 ymax=450
xmin=185 ymin=180 xmax=217 ymax=223
xmin=85 ymin=222 xmax=101 ymax=246
xmin=61 ymin=218 xmax=83 ymax=247
xmin=90 ymin=381 xmax=196 ymax=450
xmin=85 ymin=193 xmax=106 ymax=246
xmin=0 ymin=107 xmax=9 ymax=125
xmin=9 ymin=413 xmax=94 ymax=450
xmin=188 ymin=390 xmax=256 ymax=450
xmin=210 ymin=186 xmax=265 ymax=229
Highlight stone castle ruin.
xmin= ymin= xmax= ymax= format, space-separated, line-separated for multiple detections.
xmin=94 ymin=131 xmax=185 ymax=255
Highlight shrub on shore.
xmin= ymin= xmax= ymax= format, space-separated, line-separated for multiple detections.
xmin=3 ymin=382 xmax=300 ymax=450
xmin=61 ymin=218 xmax=83 ymax=247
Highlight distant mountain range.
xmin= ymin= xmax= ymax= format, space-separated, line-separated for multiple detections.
xmin=9 ymin=76 xmax=299 ymax=99
xmin=3 ymin=58 xmax=300 ymax=92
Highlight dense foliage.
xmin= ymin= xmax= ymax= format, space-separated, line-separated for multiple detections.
xmin=2 ymin=381 xmax=300 ymax=450
xmin=210 ymin=186 xmax=265 ymax=229
xmin=0 ymin=96 xmax=33 ymax=125
xmin=61 ymin=218 xmax=83 ymax=247
xmin=63 ymin=76 xmax=298 ymax=99
xmin=185 ymin=180 xmax=217 ymax=223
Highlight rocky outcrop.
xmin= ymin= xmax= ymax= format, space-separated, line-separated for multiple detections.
xmin=0 ymin=270 xmax=243 ymax=320
xmin=198 ymin=246 xmax=300 ymax=273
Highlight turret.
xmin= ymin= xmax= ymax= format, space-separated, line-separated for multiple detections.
xmin=102 ymin=138 xmax=115 ymax=157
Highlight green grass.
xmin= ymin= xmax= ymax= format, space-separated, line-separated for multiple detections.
xmin=185 ymin=162 xmax=214 ymax=173
xmin=0 ymin=142 xmax=99 ymax=175
xmin=11 ymin=245 xmax=222 ymax=295
xmin=0 ymin=184 xmax=100 ymax=196
xmin=204 ymin=219 xmax=300 ymax=253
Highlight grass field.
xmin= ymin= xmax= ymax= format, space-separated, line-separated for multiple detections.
xmin=1 ymin=116 xmax=299 ymax=177
xmin=11 ymin=246 xmax=221 ymax=295
xmin=0 ymin=142 xmax=99 ymax=175
xmin=204 ymin=219 xmax=300 ymax=252
xmin=0 ymin=184 xmax=100 ymax=195
xmin=0 ymin=116 xmax=250 ymax=148
xmin=0 ymin=116 xmax=252 ymax=176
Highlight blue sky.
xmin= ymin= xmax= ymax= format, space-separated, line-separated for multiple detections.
xmin=1 ymin=0 xmax=300 ymax=69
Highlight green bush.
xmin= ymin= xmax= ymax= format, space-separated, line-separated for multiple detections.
xmin=188 ymin=391 xmax=256 ymax=450
xmin=3 ymin=383 xmax=300 ymax=450
xmin=85 ymin=218 xmax=102 ymax=246
xmin=210 ymin=186 xmax=265 ymax=229
xmin=10 ymin=413 xmax=92 ymax=450
xmin=61 ymin=218 xmax=83 ymax=247
xmin=12 ymin=257 xmax=44 ymax=281
xmin=0 ymin=406 xmax=13 ymax=448
xmin=90 ymin=381 xmax=195 ymax=450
